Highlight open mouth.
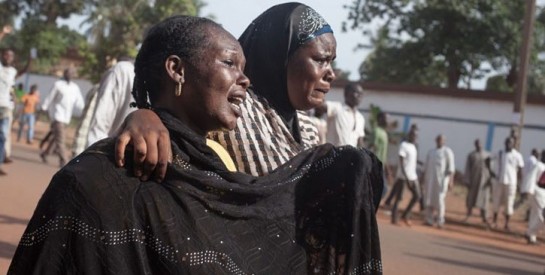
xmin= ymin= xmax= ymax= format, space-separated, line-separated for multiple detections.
xmin=228 ymin=95 xmax=244 ymax=116
xmin=315 ymin=88 xmax=329 ymax=94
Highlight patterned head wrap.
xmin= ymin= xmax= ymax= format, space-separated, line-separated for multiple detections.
xmin=239 ymin=3 xmax=334 ymax=125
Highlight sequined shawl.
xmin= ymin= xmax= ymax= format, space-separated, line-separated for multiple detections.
xmin=9 ymin=110 xmax=383 ymax=274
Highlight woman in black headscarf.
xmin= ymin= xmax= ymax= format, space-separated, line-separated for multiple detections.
xmin=114 ymin=2 xmax=339 ymax=178
xmin=10 ymin=14 xmax=382 ymax=275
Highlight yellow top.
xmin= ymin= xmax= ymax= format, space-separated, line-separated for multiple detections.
xmin=205 ymin=139 xmax=237 ymax=172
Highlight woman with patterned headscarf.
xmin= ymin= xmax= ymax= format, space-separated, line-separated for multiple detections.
xmin=115 ymin=2 xmax=339 ymax=178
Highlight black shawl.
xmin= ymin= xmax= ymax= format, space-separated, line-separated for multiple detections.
xmin=9 ymin=110 xmax=382 ymax=274
xmin=239 ymin=2 xmax=333 ymax=139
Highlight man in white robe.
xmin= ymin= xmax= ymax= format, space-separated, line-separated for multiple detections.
xmin=423 ymin=134 xmax=455 ymax=228
xmin=525 ymin=152 xmax=545 ymax=244
xmin=516 ymin=149 xmax=540 ymax=211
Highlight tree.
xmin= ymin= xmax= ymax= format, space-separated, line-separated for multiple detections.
xmin=1 ymin=0 xmax=205 ymax=81
xmin=82 ymin=0 xmax=205 ymax=81
xmin=0 ymin=0 xmax=88 ymax=75
xmin=344 ymin=0 xmax=545 ymax=91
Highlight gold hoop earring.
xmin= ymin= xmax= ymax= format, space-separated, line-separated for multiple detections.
xmin=175 ymin=78 xmax=183 ymax=97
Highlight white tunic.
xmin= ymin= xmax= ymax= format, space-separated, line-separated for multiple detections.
xmin=325 ymin=101 xmax=365 ymax=147
xmin=521 ymin=155 xmax=540 ymax=194
xmin=395 ymin=141 xmax=418 ymax=181
xmin=41 ymin=79 xmax=84 ymax=124
xmin=86 ymin=61 xmax=135 ymax=147
xmin=497 ymin=149 xmax=524 ymax=186
xmin=423 ymin=146 xmax=455 ymax=208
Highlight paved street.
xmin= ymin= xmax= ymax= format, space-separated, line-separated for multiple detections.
xmin=1 ymin=122 xmax=544 ymax=274
xmin=380 ymin=220 xmax=545 ymax=275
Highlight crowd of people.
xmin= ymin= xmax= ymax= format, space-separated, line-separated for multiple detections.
xmin=380 ymin=125 xmax=545 ymax=246
xmin=0 ymin=1 xmax=543 ymax=274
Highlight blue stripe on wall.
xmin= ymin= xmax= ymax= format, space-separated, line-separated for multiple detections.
xmin=486 ymin=123 xmax=495 ymax=151
xmin=402 ymin=115 xmax=412 ymax=133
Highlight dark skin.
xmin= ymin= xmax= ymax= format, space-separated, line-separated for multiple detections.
xmin=117 ymin=25 xmax=249 ymax=181
xmin=1 ymin=26 xmax=33 ymax=78
xmin=115 ymin=32 xmax=338 ymax=182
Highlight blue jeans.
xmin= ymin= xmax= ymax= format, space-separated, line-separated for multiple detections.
xmin=18 ymin=113 xmax=35 ymax=142
xmin=0 ymin=116 xmax=7 ymax=164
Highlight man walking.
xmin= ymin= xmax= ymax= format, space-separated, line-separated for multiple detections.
xmin=492 ymin=137 xmax=524 ymax=231
xmin=423 ymin=134 xmax=455 ymax=228
xmin=525 ymin=151 xmax=545 ymax=244
xmin=463 ymin=139 xmax=492 ymax=224
xmin=40 ymin=68 xmax=84 ymax=167
xmin=370 ymin=111 xmax=390 ymax=198
xmin=0 ymin=25 xmax=31 ymax=174
xmin=390 ymin=130 xmax=420 ymax=226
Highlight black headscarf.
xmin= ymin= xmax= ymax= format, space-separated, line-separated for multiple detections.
xmin=239 ymin=2 xmax=333 ymax=137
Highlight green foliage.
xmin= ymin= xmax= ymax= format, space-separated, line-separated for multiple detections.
xmin=345 ymin=0 xmax=545 ymax=92
xmin=485 ymin=74 xmax=511 ymax=93
xmin=20 ymin=0 xmax=87 ymax=24
xmin=1 ymin=0 xmax=204 ymax=82
xmin=82 ymin=0 xmax=205 ymax=82
xmin=0 ymin=0 xmax=21 ymax=27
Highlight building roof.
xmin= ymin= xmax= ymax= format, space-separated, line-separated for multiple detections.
xmin=332 ymin=80 xmax=545 ymax=106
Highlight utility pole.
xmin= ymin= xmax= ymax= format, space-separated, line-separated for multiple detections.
xmin=513 ymin=0 xmax=536 ymax=149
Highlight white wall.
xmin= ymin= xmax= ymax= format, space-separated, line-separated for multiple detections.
xmin=15 ymin=73 xmax=93 ymax=118
xmin=325 ymin=87 xmax=545 ymax=170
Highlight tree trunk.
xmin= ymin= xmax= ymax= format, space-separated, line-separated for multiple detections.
xmin=506 ymin=65 xmax=518 ymax=87
xmin=447 ymin=64 xmax=461 ymax=88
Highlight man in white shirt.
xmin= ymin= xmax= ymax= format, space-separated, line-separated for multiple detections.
xmin=0 ymin=26 xmax=31 ymax=173
xmin=390 ymin=130 xmax=420 ymax=226
xmin=86 ymin=60 xmax=135 ymax=148
xmin=0 ymin=50 xmax=17 ymax=176
xmin=492 ymin=137 xmax=524 ymax=231
xmin=516 ymin=149 xmax=540 ymax=211
xmin=322 ymin=83 xmax=365 ymax=147
xmin=423 ymin=134 xmax=455 ymax=228
xmin=40 ymin=68 xmax=84 ymax=167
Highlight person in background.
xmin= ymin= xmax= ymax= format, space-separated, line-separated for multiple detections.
xmin=71 ymin=85 xmax=99 ymax=157
xmin=17 ymin=84 xmax=39 ymax=144
xmin=525 ymin=151 xmax=545 ymax=245
xmin=516 ymin=149 xmax=541 ymax=217
xmin=492 ymin=137 xmax=524 ymax=231
xmin=0 ymin=25 xmax=32 ymax=173
xmin=86 ymin=58 xmax=135 ymax=147
xmin=369 ymin=111 xmax=390 ymax=198
xmin=321 ymin=83 xmax=366 ymax=147
xmin=390 ymin=129 xmax=420 ymax=226
xmin=422 ymin=134 xmax=455 ymax=229
xmin=463 ymin=139 xmax=492 ymax=225
xmin=40 ymin=68 xmax=84 ymax=167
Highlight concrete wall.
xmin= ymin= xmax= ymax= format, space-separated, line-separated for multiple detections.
xmin=15 ymin=73 xmax=94 ymax=117
xmin=325 ymin=84 xmax=545 ymax=171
